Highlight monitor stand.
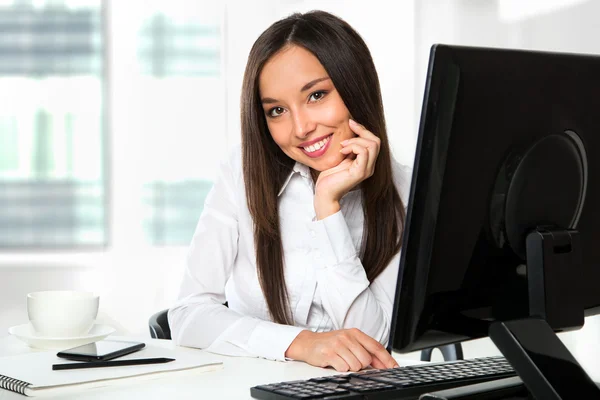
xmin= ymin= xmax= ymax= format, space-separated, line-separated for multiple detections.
xmin=489 ymin=317 xmax=599 ymax=399
xmin=420 ymin=343 xmax=464 ymax=362
xmin=426 ymin=228 xmax=600 ymax=399
xmin=491 ymin=228 xmax=600 ymax=399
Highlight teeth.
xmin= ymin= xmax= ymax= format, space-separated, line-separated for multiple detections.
xmin=303 ymin=136 xmax=330 ymax=153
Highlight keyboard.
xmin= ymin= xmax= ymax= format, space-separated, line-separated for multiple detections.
xmin=250 ymin=356 xmax=515 ymax=399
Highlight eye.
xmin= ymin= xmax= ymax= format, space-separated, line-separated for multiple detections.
xmin=309 ymin=90 xmax=328 ymax=102
xmin=268 ymin=106 xmax=286 ymax=117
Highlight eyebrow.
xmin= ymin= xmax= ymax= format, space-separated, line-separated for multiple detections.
xmin=261 ymin=77 xmax=331 ymax=104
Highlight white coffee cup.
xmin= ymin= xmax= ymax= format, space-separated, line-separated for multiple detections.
xmin=27 ymin=290 xmax=99 ymax=337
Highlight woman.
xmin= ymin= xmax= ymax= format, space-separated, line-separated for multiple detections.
xmin=169 ymin=10 xmax=411 ymax=373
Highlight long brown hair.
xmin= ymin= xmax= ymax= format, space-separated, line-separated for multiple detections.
xmin=241 ymin=10 xmax=405 ymax=325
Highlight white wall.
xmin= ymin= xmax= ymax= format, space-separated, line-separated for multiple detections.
xmin=414 ymin=0 xmax=600 ymax=109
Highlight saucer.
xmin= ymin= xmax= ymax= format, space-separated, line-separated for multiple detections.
xmin=8 ymin=323 xmax=116 ymax=350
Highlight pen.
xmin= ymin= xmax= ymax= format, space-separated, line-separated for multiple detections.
xmin=52 ymin=357 xmax=175 ymax=371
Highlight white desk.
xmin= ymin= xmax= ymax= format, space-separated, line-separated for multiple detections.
xmin=0 ymin=335 xmax=423 ymax=400
xmin=5 ymin=334 xmax=598 ymax=399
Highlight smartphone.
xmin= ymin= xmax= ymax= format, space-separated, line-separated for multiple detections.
xmin=56 ymin=340 xmax=145 ymax=362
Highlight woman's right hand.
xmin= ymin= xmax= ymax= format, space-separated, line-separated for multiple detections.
xmin=284 ymin=328 xmax=399 ymax=372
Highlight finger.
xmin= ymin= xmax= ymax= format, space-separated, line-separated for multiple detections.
xmin=339 ymin=143 xmax=368 ymax=158
xmin=345 ymin=339 xmax=374 ymax=370
xmin=370 ymin=354 xmax=399 ymax=370
xmin=340 ymin=144 xmax=370 ymax=178
xmin=341 ymin=137 xmax=380 ymax=152
xmin=338 ymin=148 xmax=357 ymax=161
xmin=317 ymin=157 xmax=354 ymax=180
xmin=348 ymin=119 xmax=379 ymax=141
xmin=370 ymin=356 xmax=387 ymax=369
xmin=368 ymin=348 xmax=397 ymax=369
xmin=335 ymin=345 xmax=365 ymax=372
xmin=327 ymin=354 xmax=351 ymax=372
xmin=341 ymin=138 xmax=379 ymax=174
xmin=355 ymin=332 xmax=398 ymax=369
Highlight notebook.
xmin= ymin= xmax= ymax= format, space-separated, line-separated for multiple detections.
xmin=0 ymin=343 xmax=223 ymax=397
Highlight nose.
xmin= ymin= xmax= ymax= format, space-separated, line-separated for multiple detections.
xmin=291 ymin=108 xmax=316 ymax=138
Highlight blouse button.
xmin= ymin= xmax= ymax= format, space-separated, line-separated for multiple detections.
xmin=309 ymin=230 xmax=316 ymax=238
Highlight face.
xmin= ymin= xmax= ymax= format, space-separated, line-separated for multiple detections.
xmin=258 ymin=45 xmax=354 ymax=174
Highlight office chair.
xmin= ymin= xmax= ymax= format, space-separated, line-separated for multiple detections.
xmin=149 ymin=309 xmax=171 ymax=340
xmin=149 ymin=303 xmax=226 ymax=340
xmin=148 ymin=308 xmax=464 ymax=362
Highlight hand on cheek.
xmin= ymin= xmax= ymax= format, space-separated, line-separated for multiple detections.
xmin=313 ymin=119 xmax=381 ymax=220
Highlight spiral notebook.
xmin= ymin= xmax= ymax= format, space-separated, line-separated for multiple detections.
xmin=0 ymin=344 xmax=223 ymax=397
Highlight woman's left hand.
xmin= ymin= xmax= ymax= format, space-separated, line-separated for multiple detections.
xmin=314 ymin=119 xmax=380 ymax=219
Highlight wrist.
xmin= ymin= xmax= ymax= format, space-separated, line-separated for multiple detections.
xmin=314 ymin=199 xmax=341 ymax=220
xmin=285 ymin=330 xmax=313 ymax=360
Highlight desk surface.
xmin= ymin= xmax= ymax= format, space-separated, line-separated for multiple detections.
xmin=0 ymin=335 xmax=422 ymax=400
xmin=4 ymin=334 xmax=599 ymax=399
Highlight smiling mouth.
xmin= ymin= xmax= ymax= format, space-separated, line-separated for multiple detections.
xmin=300 ymin=134 xmax=332 ymax=153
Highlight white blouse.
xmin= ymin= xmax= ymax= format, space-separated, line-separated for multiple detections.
xmin=169 ymin=145 xmax=412 ymax=361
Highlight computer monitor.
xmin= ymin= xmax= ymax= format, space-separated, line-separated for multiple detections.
xmin=388 ymin=44 xmax=600 ymax=397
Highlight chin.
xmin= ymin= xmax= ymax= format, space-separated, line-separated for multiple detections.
xmin=313 ymin=155 xmax=345 ymax=171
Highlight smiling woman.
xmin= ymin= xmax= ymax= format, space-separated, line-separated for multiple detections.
xmin=259 ymin=46 xmax=354 ymax=174
xmin=168 ymin=10 xmax=412 ymax=373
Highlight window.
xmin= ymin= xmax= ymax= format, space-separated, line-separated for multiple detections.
xmin=0 ymin=0 xmax=226 ymax=249
xmin=134 ymin=2 xmax=224 ymax=245
xmin=0 ymin=0 xmax=105 ymax=248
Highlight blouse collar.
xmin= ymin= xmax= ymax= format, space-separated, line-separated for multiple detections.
xmin=277 ymin=162 xmax=311 ymax=197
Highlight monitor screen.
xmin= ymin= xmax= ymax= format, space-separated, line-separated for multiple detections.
xmin=389 ymin=44 xmax=600 ymax=355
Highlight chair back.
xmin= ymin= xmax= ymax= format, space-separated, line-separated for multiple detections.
xmin=149 ymin=309 xmax=171 ymax=340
